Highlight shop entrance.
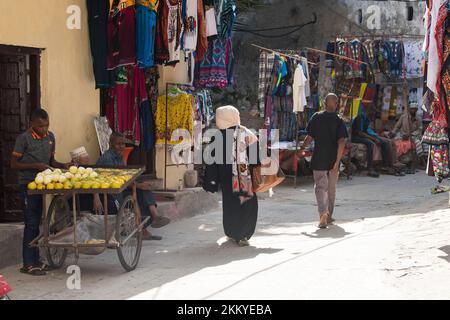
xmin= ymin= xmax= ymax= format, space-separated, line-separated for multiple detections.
xmin=0 ymin=45 xmax=41 ymax=222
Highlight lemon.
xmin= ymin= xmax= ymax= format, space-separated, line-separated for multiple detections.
xmin=73 ymin=182 xmax=82 ymax=189
xmin=55 ymin=183 xmax=64 ymax=190
xmin=35 ymin=176 xmax=44 ymax=184
xmin=82 ymin=182 xmax=92 ymax=189
xmin=111 ymin=182 xmax=122 ymax=189
xmin=91 ymin=182 xmax=101 ymax=189
xmin=47 ymin=183 xmax=55 ymax=190
xmin=101 ymin=182 xmax=111 ymax=189
xmin=28 ymin=182 xmax=37 ymax=190
xmin=37 ymin=184 xmax=45 ymax=190
xmin=64 ymin=182 xmax=73 ymax=190
xmin=69 ymin=166 xmax=78 ymax=174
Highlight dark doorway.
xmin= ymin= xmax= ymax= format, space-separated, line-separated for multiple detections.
xmin=0 ymin=45 xmax=41 ymax=222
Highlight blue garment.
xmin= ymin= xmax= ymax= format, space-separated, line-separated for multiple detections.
xmin=97 ymin=149 xmax=125 ymax=166
xmin=352 ymin=112 xmax=380 ymax=140
xmin=136 ymin=5 xmax=157 ymax=68
xmin=140 ymin=100 xmax=155 ymax=152
xmin=20 ymin=184 xmax=43 ymax=266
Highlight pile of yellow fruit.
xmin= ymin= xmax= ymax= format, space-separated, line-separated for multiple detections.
xmin=28 ymin=166 xmax=136 ymax=191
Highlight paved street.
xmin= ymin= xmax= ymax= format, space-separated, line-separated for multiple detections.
xmin=2 ymin=172 xmax=450 ymax=300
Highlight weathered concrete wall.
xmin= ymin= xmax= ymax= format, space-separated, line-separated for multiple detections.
xmin=227 ymin=0 xmax=426 ymax=111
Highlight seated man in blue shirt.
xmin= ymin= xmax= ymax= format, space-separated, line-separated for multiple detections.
xmin=351 ymin=106 xmax=395 ymax=177
xmin=93 ymin=132 xmax=170 ymax=240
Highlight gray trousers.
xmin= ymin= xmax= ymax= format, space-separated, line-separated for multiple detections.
xmin=313 ymin=170 xmax=339 ymax=217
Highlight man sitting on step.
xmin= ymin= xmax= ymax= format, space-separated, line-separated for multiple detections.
xmin=93 ymin=132 xmax=171 ymax=241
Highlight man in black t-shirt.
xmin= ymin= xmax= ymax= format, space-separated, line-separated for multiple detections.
xmin=301 ymin=93 xmax=348 ymax=228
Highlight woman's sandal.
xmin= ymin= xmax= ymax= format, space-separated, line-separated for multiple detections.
xmin=37 ymin=262 xmax=56 ymax=272
xmin=20 ymin=265 xmax=46 ymax=276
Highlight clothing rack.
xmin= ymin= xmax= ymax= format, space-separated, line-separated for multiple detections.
xmin=336 ymin=34 xmax=424 ymax=40
xmin=304 ymin=47 xmax=369 ymax=65
xmin=163 ymin=82 xmax=195 ymax=191
xmin=251 ymin=44 xmax=318 ymax=65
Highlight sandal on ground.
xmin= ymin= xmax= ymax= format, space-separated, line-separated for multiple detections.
xmin=36 ymin=262 xmax=57 ymax=272
xmin=20 ymin=265 xmax=46 ymax=276
xmin=151 ymin=216 xmax=171 ymax=229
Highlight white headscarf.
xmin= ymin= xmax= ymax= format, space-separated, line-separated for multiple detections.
xmin=216 ymin=105 xmax=241 ymax=130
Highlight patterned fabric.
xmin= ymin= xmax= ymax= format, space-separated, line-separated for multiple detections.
xmin=383 ymin=40 xmax=404 ymax=78
xmin=216 ymin=0 xmax=236 ymax=39
xmin=362 ymin=40 xmax=380 ymax=75
xmin=335 ymin=40 xmax=347 ymax=78
xmin=231 ymin=126 xmax=257 ymax=200
xmin=155 ymin=93 xmax=194 ymax=144
xmin=258 ymin=52 xmax=275 ymax=113
xmin=195 ymin=38 xmax=230 ymax=89
xmin=431 ymin=144 xmax=449 ymax=182
xmin=346 ymin=39 xmax=364 ymax=79
xmin=404 ymin=40 xmax=424 ymax=79
xmin=422 ymin=120 xmax=449 ymax=145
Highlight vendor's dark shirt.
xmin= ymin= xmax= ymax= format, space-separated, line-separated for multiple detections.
xmin=96 ymin=149 xmax=125 ymax=166
xmin=13 ymin=129 xmax=56 ymax=184
xmin=307 ymin=111 xmax=348 ymax=171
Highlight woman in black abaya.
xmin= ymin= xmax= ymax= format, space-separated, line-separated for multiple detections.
xmin=203 ymin=106 xmax=259 ymax=247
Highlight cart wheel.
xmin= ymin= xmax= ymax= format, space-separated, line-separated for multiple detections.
xmin=116 ymin=196 xmax=142 ymax=272
xmin=45 ymin=196 xmax=70 ymax=269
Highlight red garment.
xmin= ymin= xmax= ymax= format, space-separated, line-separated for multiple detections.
xmin=434 ymin=1 xmax=448 ymax=103
xmin=196 ymin=0 xmax=208 ymax=62
xmin=106 ymin=66 xmax=148 ymax=144
xmin=155 ymin=0 xmax=169 ymax=63
xmin=107 ymin=6 xmax=136 ymax=70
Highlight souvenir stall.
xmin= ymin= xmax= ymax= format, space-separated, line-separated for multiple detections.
xmin=86 ymin=0 xmax=237 ymax=190
xmin=325 ymin=34 xmax=426 ymax=171
xmin=422 ymin=0 xmax=450 ymax=187
xmin=255 ymin=44 xmax=320 ymax=187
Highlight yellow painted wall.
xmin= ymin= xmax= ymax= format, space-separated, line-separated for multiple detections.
xmin=0 ymin=0 xmax=100 ymax=163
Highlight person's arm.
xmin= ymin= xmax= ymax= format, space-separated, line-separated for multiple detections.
xmin=301 ymin=115 xmax=316 ymax=152
xmin=49 ymin=135 xmax=72 ymax=169
xmin=10 ymin=156 xmax=50 ymax=172
xmin=332 ymin=138 xmax=346 ymax=172
xmin=301 ymin=135 xmax=313 ymax=151
xmin=392 ymin=115 xmax=403 ymax=134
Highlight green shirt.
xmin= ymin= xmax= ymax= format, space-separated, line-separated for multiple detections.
xmin=13 ymin=130 xmax=56 ymax=184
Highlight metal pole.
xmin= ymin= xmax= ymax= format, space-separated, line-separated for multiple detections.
xmin=165 ymin=82 xmax=169 ymax=190
xmin=103 ymin=193 xmax=108 ymax=247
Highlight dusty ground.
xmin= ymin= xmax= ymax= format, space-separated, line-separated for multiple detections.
xmin=1 ymin=171 xmax=450 ymax=300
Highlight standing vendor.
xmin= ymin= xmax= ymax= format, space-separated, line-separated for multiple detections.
xmin=11 ymin=109 xmax=72 ymax=276
xmin=93 ymin=132 xmax=171 ymax=241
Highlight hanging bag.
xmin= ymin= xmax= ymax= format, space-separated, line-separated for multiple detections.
xmin=252 ymin=159 xmax=286 ymax=193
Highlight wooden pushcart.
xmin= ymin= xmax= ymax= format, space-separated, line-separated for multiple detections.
xmin=29 ymin=166 xmax=149 ymax=272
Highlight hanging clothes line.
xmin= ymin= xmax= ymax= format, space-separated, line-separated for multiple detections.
xmin=336 ymin=34 xmax=425 ymax=40
xmin=251 ymin=44 xmax=318 ymax=66
xmin=304 ymin=47 xmax=369 ymax=65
